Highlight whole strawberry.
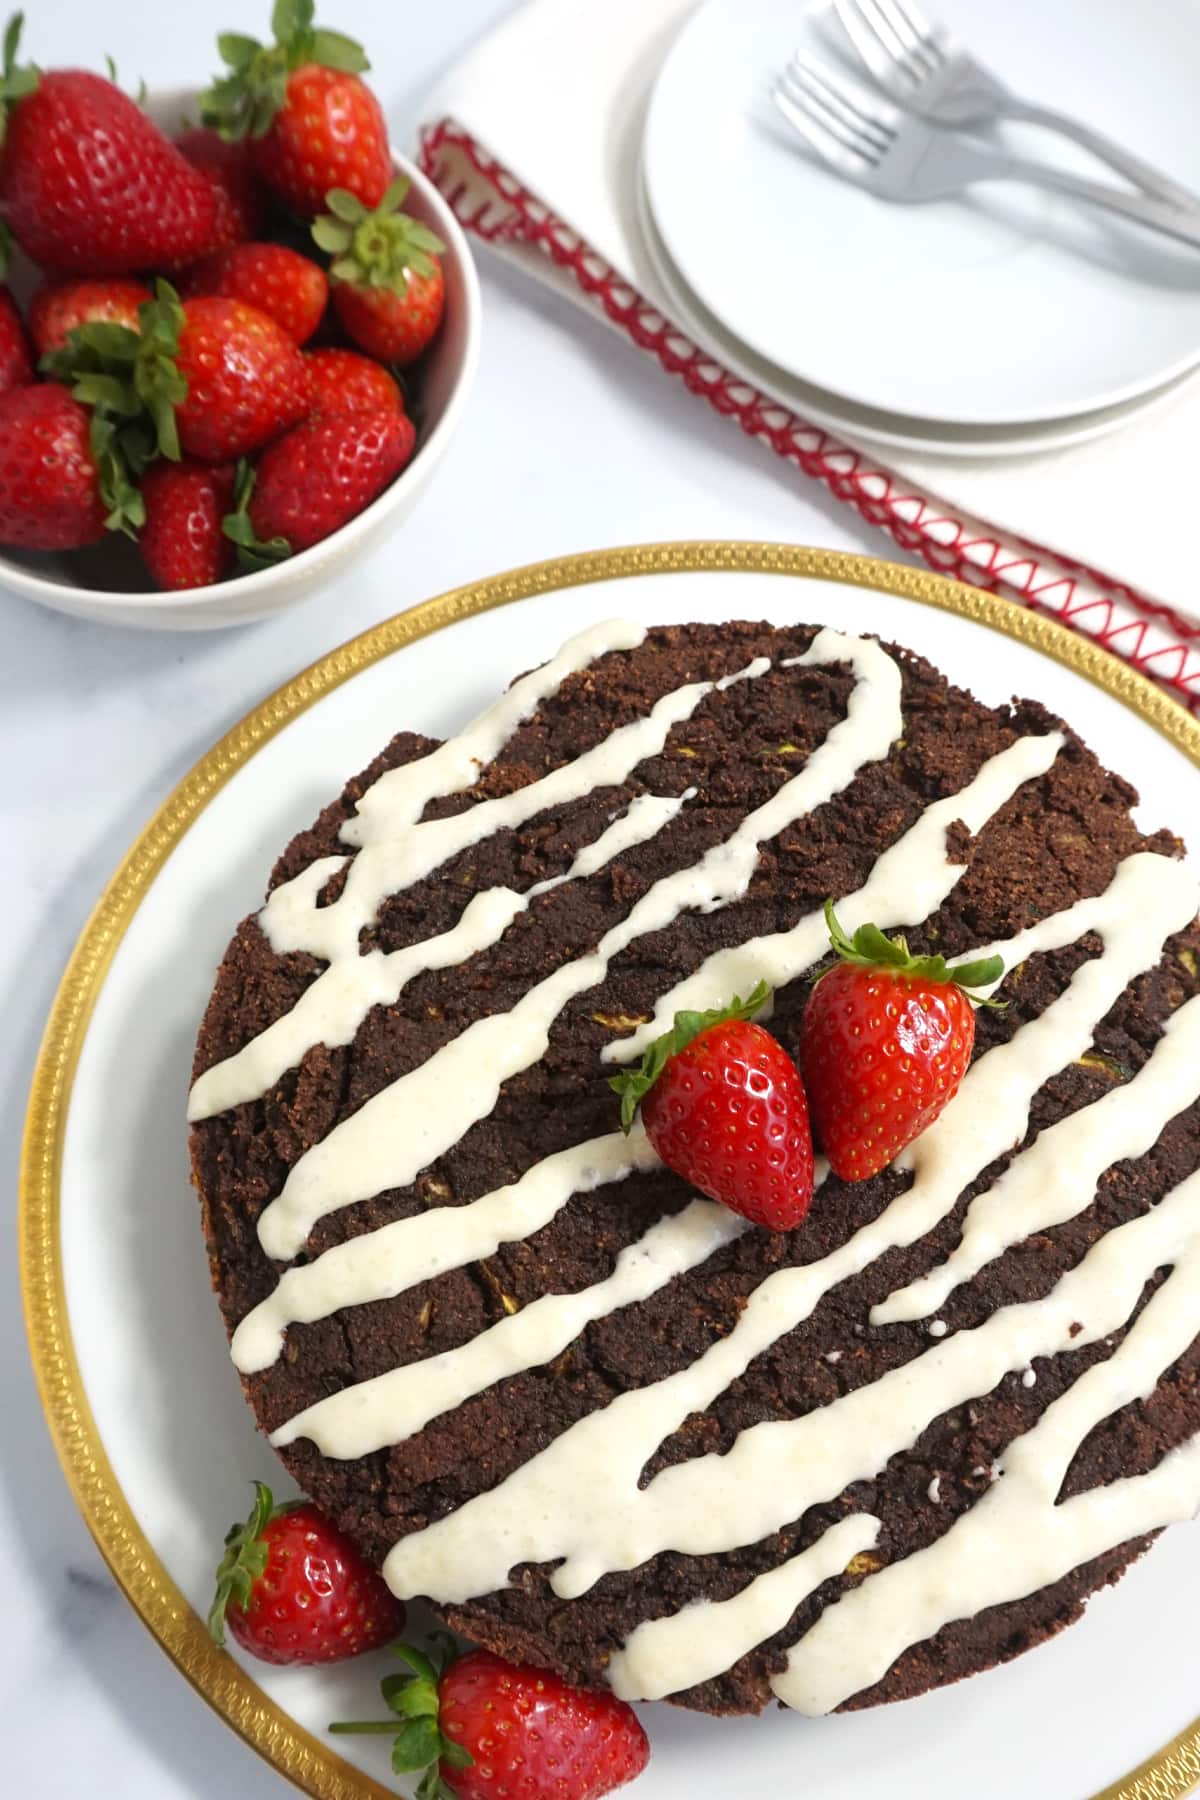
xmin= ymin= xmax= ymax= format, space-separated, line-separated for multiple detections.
xmin=225 ymin=407 xmax=414 ymax=561
xmin=174 ymin=296 xmax=311 ymax=458
xmin=48 ymin=283 xmax=312 ymax=465
xmin=29 ymin=278 xmax=152 ymax=358
xmin=0 ymin=20 xmax=216 ymax=273
xmin=610 ymin=981 xmax=814 ymax=1231
xmin=332 ymin=1640 xmax=650 ymax=1800
xmin=0 ymin=286 xmax=31 ymax=392
xmin=305 ymin=346 xmax=404 ymax=416
xmin=175 ymin=127 xmax=264 ymax=252
xmin=314 ymin=179 xmax=446 ymax=366
xmin=139 ymin=460 xmax=235 ymax=590
xmin=181 ymin=243 xmax=328 ymax=345
xmin=0 ymin=385 xmax=106 ymax=548
xmin=200 ymin=0 xmax=390 ymax=218
xmin=209 ymin=1481 xmax=405 ymax=1666
xmin=799 ymin=903 xmax=1004 ymax=1181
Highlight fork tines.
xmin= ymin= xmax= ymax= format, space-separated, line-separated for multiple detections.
xmin=774 ymin=55 xmax=896 ymax=167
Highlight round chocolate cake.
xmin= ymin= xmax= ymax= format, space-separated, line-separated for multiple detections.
xmin=189 ymin=617 xmax=1200 ymax=1716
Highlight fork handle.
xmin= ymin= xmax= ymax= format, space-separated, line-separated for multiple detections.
xmin=957 ymin=147 xmax=1200 ymax=250
xmin=997 ymin=97 xmax=1199 ymax=213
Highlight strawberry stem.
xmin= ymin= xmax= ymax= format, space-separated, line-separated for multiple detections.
xmin=40 ymin=281 xmax=191 ymax=535
xmin=208 ymin=1480 xmax=276 ymax=1647
xmin=607 ymin=980 xmax=772 ymax=1133
xmin=329 ymin=1636 xmax=472 ymax=1797
xmin=821 ymin=900 xmax=1005 ymax=1001
xmin=312 ymin=178 xmax=445 ymax=296
xmin=199 ymin=0 xmax=369 ymax=142
xmin=221 ymin=458 xmax=291 ymax=570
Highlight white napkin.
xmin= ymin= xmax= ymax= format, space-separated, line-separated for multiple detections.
xmin=418 ymin=0 xmax=1200 ymax=706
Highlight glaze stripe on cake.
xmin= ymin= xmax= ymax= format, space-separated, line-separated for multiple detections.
xmin=188 ymin=618 xmax=1200 ymax=1714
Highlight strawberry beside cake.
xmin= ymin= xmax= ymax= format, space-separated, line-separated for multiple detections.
xmin=189 ymin=617 xmax=1200 ymax=1716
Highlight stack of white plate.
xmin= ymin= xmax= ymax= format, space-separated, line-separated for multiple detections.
xmin=639 ymin=0 xmax=1200 ymax=459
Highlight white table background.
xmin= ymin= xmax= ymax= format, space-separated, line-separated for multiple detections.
xmin=0 ymin=2 xmax=916 ymax=1792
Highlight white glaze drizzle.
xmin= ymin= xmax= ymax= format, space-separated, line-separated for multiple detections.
xmin=776 ymin=1166 xmax=1200 ymax=1714
xmin=375 ymin=884 xmax=1200 ymax=1612
xmin=268 ymin=891 xmax=1198 ymax=1452
xmin=254 ymin=662 xmax=737 ymax=966
xmin=189 ymin=792 xmax=691 ymax=1122
xmin=231 ymin=1129 xmax=660 ymax=1373
xmin=192 ymin=619 xmax=1200 ymax=1714
xmin=271 ymin=1199 xmax=747 ymax=1457
xmin=603 ymin=730 xmax=1065 ymax=1065
xmin=875 ymin=972 xmax=1200 ymax=1325
xmin=339 ymin=617 xmax=648 ymax=851
xmin=379 ymin=1089 xmax=1199 ymax=1607
xmin=607 ymin=1514 xmax=881 ymax=1703
xmin=252 ymin=629 xmax=902 ymax=1261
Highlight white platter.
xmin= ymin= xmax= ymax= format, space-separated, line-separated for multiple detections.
xmin=22 ymin=547 xmax=1200 ymax=1800
xmin=643 ymin=0 xmax=1200 ymax=429
xmin=636 ymin=167 xmax=1200 ymax=460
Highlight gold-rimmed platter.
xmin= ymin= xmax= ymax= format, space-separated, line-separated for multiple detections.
xmin=20 ymin=544 xmax=1200 ymax=1800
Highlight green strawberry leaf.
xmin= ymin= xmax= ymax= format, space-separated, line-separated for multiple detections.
xmin=312 ymin=179 xmax=446 ymax=298
xmin=309 ymin=28 xmax=369 ymax=73
xmin=820 ymin=900 xmax=1006 ymax=1004
xmin=329 ymin=1640 xmax=475 ymax=1793
xmin=89 ymin=413 xmax=146 ymax=536
xmin=201 ymin=0 xmax=368 ymax=141
xmin=271 ymin=0 xmax=312 ymax=42
xmin=0 ymin=12 xmax=38 ymax=149
xmin=221 ymin=459 xmax=291 ymax=571
xmin=608 ymin=980 xmax=772 ymax=1133
xmin=390 ymin=1716 xmax=443 ymax=1775
xmin=323 ymin=185 xmax=367 ymax=224
xmin=310 ymin=216 xmax=352 ymax=254
xmin=415 ymin=1771 xmax=461 ymax=1800
xmin=217 ymin=32 xmax=261 ymax=70
xmin=208 ymin=1480 xmax=275 ymax=1647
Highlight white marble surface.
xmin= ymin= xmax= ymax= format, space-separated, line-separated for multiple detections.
xmin=0 ymin=2 xmax=905 ymax=1793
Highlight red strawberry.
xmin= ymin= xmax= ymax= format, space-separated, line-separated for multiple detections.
xmin=0 ymin=24 xmax=216 ymax=274
xmin=180 ymin=243 xmax=328 ymax=345
xmin=304 ymin=346 xmax=404 ymax=416
xmin=209 ymin=1481 xmax=404 ymax=1666
xmin=610 ymin=982 xmax=814 ymax=1231
xmin=315 ymin=179 xmax=446 ymax=366
xmin=331 ymin=1641 xmax=650 ymax=1800
xmin=799 ymin=903 xmax=1004 ymax=1182
xmin=48 ymin=283 xmax=311 ymax=466
xmin=139 ymin=459 xmax=236 ymax=590
xmin=175 ymin=127 xmax=264 ymax=251
xmin=173 ymin=296 xmax=311 ymax=459
xmin=225 ymin=408 xmax=414 ymax=561
xmin=29 ymin=278 xmax=152 ymax=358
xmin=0 ymin=385 xmax=106 ymax=548
xmin=44 ymin=284 xmax=312 ymax=524
xmin=200 ymin=3 xmax=390 ymax=218
xmin=0 ymin=287 xmax=31 ymax=392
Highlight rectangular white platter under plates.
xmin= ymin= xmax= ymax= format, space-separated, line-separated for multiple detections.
xmin=21 ymin=544 xmax=1200 ymax=1800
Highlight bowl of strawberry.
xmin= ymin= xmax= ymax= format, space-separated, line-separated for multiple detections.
xmin=0 ymin=3 xmax=480 ymax=629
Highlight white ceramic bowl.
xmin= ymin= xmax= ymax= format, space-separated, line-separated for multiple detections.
xmin=0 ymin=88 xmax=481 ymax=630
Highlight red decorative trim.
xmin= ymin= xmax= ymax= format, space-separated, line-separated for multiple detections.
xmin=420 ymin=119 xmax=1200 ymax=717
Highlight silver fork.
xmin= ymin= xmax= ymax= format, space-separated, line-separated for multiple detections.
xmin=771 ymin=54 xmax=1200 ymax=250
xmin=832 ymin=0 xmax=1198 ymax=211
